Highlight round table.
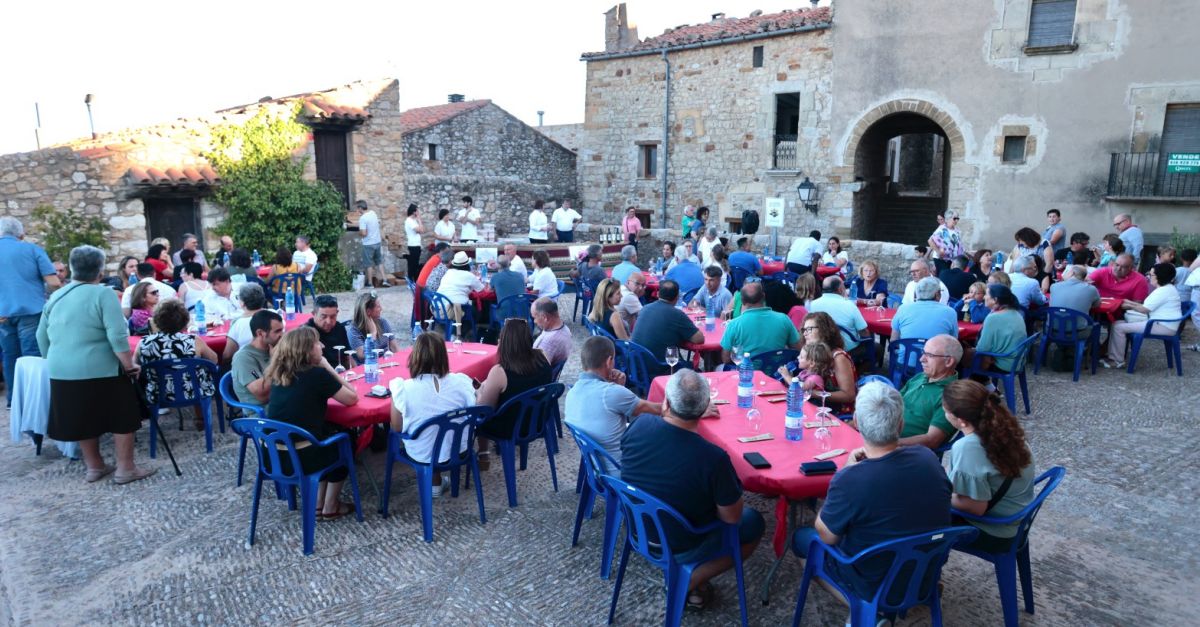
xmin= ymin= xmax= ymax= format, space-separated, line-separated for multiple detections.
xmin=857 ymin=304 xmax=982 ymax=342
xmin=681 ymin=313 xmax=726 ymax=368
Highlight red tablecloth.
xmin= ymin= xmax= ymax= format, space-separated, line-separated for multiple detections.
xmin=256 ymin=266 xmax=272 ymax=279
xmin=1093 ymin=297 xmax=1122 ymax=322
xmin=126 ymin=313 xmax=313 ymax=357
xmin=648 ymin=371 xmax=864 ymax=557
xmin=760 ymin=260 xmax=786 ymax=275
xmin=681 ymin=314 xmax=726 ymax=368
xmin=857 ymin=305 xmax=982 ymax=343
xmin=325 ymin=342 xmax=498 ymax=452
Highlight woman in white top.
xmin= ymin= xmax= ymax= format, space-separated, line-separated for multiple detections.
xmin=529 ymin=250 xmax=558 ymax=298
xmin=404 ymin=203 xmax=425 ymax=283
xmin=433 ymin=209 xmax=457 ymax=243
xmin=389 ymin=332 xmax=476 ymax=494
xmin=822 ymin=236 xmax=850 ymax=269
xmin=1104 ymin=262 xmax=1183 ymax=368
xmin=527 ymin=200 xmax=550 ymax=242
xmin=176 ymin=262 xmax=212 ymax=310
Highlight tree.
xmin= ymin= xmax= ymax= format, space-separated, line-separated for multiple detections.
xmin=205 ymin=106 xmax=350 ymax=292
xmin=30 ymin=204 xmax=110 ymax=262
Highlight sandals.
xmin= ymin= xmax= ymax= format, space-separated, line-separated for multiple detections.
xmin=686 ymin=583 xmax=715 ymax=610
xmin=85 ymin=465 xmax=116 ymax=483
xmin=319 ymin=501 xmax=356 ymax=521
xmin=113 ymin=467 xmax=158 ymax=485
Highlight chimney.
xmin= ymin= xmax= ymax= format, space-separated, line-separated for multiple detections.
xmin=448 ymin=94 xmax=465 ymax=103
xmin=537 ymin=111 xmax=545 ymax=127
xmin=711 ymin=12 xmax=725 ymax=20
xmin=810 ymin=0 xmax=819 ymax=7
xmin=604 ymin=3 xmax=639 ymax=53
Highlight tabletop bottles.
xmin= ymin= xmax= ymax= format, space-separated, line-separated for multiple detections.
xmin=785 ymin=379 xmax=804 ymax=441
xmin=737 ymin=354 xmax=754 ymax=409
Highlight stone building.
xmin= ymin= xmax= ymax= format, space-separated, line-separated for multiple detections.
xmin=399 ymin=99 xmax=577 ymax=240
xmin=578 ymin=2 xmax=1200 ymax=258
xmin=0 ymin=79 xmax=402 ymax=266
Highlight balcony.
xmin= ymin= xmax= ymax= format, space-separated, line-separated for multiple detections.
xmin=772 ymin=134 xmax=798 ymax=171
xmin=1106 ymin=152 xmax=1200 ymax=202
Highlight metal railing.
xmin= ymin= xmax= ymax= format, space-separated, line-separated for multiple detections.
xmin=1107 ymin=152 xmax=1200 ymax=198
xmin=773 ymin=134 xmax=798 ymax=170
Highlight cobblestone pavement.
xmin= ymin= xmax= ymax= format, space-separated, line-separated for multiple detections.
xmin=1 ymin=286 xmax=1196 ymax=626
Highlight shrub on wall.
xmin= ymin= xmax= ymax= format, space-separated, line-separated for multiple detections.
xmin=1169 ymin=227 xmax=1200 ymax=254
xmin=30 ymin=204 xmax=110 ymax=262
xmin=205 ymin=106 xmax=350 ymax=293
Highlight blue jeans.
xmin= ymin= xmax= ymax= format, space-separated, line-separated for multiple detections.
xmin=0 ymin=313 xmax=42 ymax=405
xmin=675 ymin=508 xmax=765 ymax=563
xmin=556 ymin=229 xmax=574 ymax=243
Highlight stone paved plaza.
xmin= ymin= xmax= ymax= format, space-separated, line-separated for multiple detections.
xmin=1 ymin=286 xmax=1197 ymax=626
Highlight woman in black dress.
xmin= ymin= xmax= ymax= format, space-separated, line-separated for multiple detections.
xmin=474 ymin=319 xmax=554 ymax=466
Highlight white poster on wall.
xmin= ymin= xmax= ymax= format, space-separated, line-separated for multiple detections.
xmin=764 ymin=197 xmax=785 ymax=229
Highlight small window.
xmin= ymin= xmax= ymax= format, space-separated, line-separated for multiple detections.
xmin=752 ymin=46 xmax=764 ymax=68
xmin=427 ymin=144 xmax=440 ymax=161
xmin=638 ymin=143 xmax=658 ymax=179
xmin=1027 ymin=0 xmax=1076 ymax=48
xmin=1003 ymin=136 xmax=1027 ymax=163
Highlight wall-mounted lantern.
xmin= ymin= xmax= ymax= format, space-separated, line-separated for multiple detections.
xmin=797 ymin=177 xmax=819 ymax=213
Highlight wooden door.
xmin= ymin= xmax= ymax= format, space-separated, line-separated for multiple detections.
xmin=314 ymin=130 xmax=350 ymax=209
xmin=145 ymin=196 xmax=200 ymax=250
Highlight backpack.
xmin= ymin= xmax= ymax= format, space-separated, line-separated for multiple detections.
xmin=741 ymin=209 xmax=760 ymax=235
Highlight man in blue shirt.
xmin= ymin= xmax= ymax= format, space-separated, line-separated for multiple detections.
xmin=630 ymin=280 xmax=703 ymax=366
xmin=891 ymin=277 xmax=959 ymax=343
xmin=727 ymin=237 xmax=762 ymax=277
xmin=808 ymin=276 xmax=869 ymax=351
xmin=1114 ymin=213 xmax=1144 ymax=263
xmin=489 ymin=254 xmax=527 ymax=308
xmin=664 ymin=247 xmax=704 ymax=295
xmin=0 ymin=218 xmax=61 ymax=405
xmin=610 ymin=245 xmax=640 ymax=286
xmin=1008 ymin=255 xmax=1047 ymax=309
xmin=693 ymin=266 xmax=733 ymax=316
xmin=564 ymin=336 xmax=662 ymax=470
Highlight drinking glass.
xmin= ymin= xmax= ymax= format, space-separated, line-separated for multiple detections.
xmin=730 ymin=346 xmax=743 ymax=367
xmin=817 ymin=390 xmax=831 ymax=416
xmin=274 ymin=298 xmax=284 ymax=314
xmin=746 ymin=406 xmax=762 ymax=434
xmin=814 ymin=417 xmax=833 ymax=453
xmin=332 ymin=345 xmax=346 ymax=373
xmin=383 ymin=332 xmax=395 ymax=358
xmin=665 ymin=347 xmax=680 ymax=374
xmin=343 ymin=349 xmax=356 ymax=373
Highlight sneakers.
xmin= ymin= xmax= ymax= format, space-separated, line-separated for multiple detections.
xmin=380 ymin=281 xmax=393 ymax=288
xmin=1187 ymin=343 xmax=1200 ymax=352
xmin=1100 ymin=358 xmax=1125 ymax=369
xmin=430 ymin=474 xmax=444 ymax=498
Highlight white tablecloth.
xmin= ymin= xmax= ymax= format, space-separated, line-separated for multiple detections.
xmin=9 ymin=356 xmax=80 ymax=459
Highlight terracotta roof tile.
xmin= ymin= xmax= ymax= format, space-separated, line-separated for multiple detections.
xmin=126 ymin=164 xmax=220 ymax=187
xmin=399 ymin=100 xmax=491 ymax=134
xmin=582 ymin=6 xmax=831 ymax=58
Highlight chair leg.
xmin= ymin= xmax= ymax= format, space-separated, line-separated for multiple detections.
xmin=519 ymin=442 xmax=529 ymax=471
xmin=929 ymin=586 xmax=944 ymax=627
xmin=575 ymin=457 xmax=585 ymax=495
xmin=572 ymin=484 xmax=592 ymax=547
xmin=664 ymin=564 xmax=691 ymax=627
xmin=1002 ymin=377 xmax=1017 ymax=414
xmin=1017 ymin=546 xmax=1035 ymax=615
xmin=346 ymin=460 xmax=364 ymax=523
xmin=248 ymin=475 xmax=264 ymax=547
xmin=236 ymin=435 xmax=249 ymax=487
xmin=1071 ymin=341 xmax=1085 ymax=382
xmin=1018 ymin=373 xmax=1031 ymax=415
xmin=608 ymin=540 xmax=631 ymax=624
xmin=1126 ymin=335 xmax=1143 ymax=373
xmin=1034 ymin=337 xmax=1048 ymax=375
xmin=731 ymin=539 xmax=749 ymax=627
xmin=470 ymin=456 xmax=487 ymax=525
xmin=149 ymin=415 xmax=159 ymax=459
xmin=993 ymin=558 xmax=1020 ymax=627
xmin=415 ymin=466 xmax=435 ymax=542
xmin=201 ymin=399 xmax=214 ymax=453
xmin=1172 ymin=341 xmax=1184 ymax=376
xmin=600 ymin=498 xmax=620 ymax=580
xmin=300 ymin=478 xmax=319 ymax=555
xmin=545 ymin=434 xmax=559 ymax=492
xmin=791 ymin=560 xmax=816 ymax=627
xmin=499 ymin=441 xmax=519 ymax=507
xmin=379 ymin=453 xmax=395 ymax=517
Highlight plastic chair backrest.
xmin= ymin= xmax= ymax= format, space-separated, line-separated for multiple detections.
xmin=556 ymin=280 xmax=566 ymax=298
xmin=232 ymin=417 xmax=319 ymax=483
xmin=422 ymin=290 xmax=460 ymax=336
xmin=601 ymin=474 xmax=722 ymax=569
xmin=958 ymin=466 xmax=1065 ymax=557
xmin=730 ymin=267 xmax=753 ymax=291
xmin=614 ymin=340 xmax=665 ymax=395
xmin=567 ymin=424 xmax=621 ymax=497
xmin=887 ymin=338 xmax=927 ymax=387
xmin=142 ymin=358 xmax=219 ymax=409
xmin=494 ymin=293 xmax=537 ymax=326
xmin=768 ymin=271 xmax=800 ymax=285
xmin=681 ymin=286 xmax=700 ymax=305
xmin=1006 ymin=333 xmax=1041 ymax=374
xmin=266 ymin=273 xmax=305 ymax=309
xmin=492 ymin=383 xmax=566 ymax=445
xmin=1144 ymin=300 xmax=1195 ymax=337
xmin=218 ymin=372 xmax=266 ymax=418
xmin=550 ymin=360 xmax=566 ymax=382
xmin=584 ymin=317 xmax=617 ymax=341
xmin=1043 ymin=307 xmax=1096 ymax=343
xmin=750 ymin=349 xmax=798 ymax=376
xmin=399 ymin=405 xmax=493 ymax=468
xmin=856 ymin=374 xmax=897 ymax=389
xmin=887 ymin=293 xmax=904 ymax=309
xmin=947 ymin=297 xmax=963 ymax=312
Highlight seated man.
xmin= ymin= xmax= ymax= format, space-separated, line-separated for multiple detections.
xmin=201 ymin=267 xmax=244 ymax=320
xmin=230 ymin=310 xmax=284 ymax=408
xmin=728 ymin=236 xmax=762 ymax=277
xmin=664 ymin=246 xmax=705 ymax=295
xmin=1049 ymin=264 xmax=1100 ymax=314
xmin=531 ymin=297 xmax=572 ymax=366
xmin=940 ymin=255 xmax=976 ymax=301
xmin=720 ymin=281 xmax=801 ymax=364
xmin=891 ymin=277 xmax=958 ymax=343
xmin=572 ymin=244 xmax=608 ymax=287
xmin=898 ymin=334 xmax=960 ymax=449
xmin=1089 ymin=253 xmax=1149 ymax=302
xmin=901 ymin=258 xmax=949 ymax=305
xmin=306 ymin=294 xmax=351 ymax=366
xmin=438 ymin=252 xmax=484 ymax=308
xmin=1053 ymin=232 xmax=1096 ymax=268
xmin=809 ymin=276 xmax=869 ymax=355
xmin=490 ymin=254 xmax=526 ymax=305
xmin=793 ymin=381 xmax=951 ymax=599
xmin=503 ymin=243 xmax=527 ymax=275
xmin=611 ymin=245 xmax=640 ymax=286
xmin=618 ymin=271 xmax=646 ymax=332
xmin=426 ymin=248 xmax=455 ymax=294
xmin=565 ymin=336 xmax=662 ymax=470
xmin=1007 ymin=255 xmax=1047 ymax=310
xmin=693 ymin=266 xmax=733 ymax=316
xmin=621 ymin=369 xmax=763 ymax=609
xmin=629 ymin=280 xmax=704 ymax=367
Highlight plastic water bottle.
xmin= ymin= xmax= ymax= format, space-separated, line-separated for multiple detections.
xmin=412 ymin=322 xmax=422 ymax=342
xmin=252 ymin=249 xmax=262 ymax=267
xmin=762 ymin=246 xmax=770 ymax=259
xmin=705 ymin=299 xmax=716 ymax=332
xmin=785 ymin=380 xmax=805 ymax=441
xmin=364 ymin=335 xmax=379 ymax=384
xmin=284 ymin=289 xmax=295 ymax=320
xmin=737 ymin=354 xmax=754 ymax=409
xmin=1065 ymin=251 xmax=1074 ymax=265
xmin=993 ymin=251 xmax=1005 ymax=271
xmin=195 ymin=300 xmax=207 ymax=336
xmin=480 ymin=264 xmax=488 ymax=283
xmin=129 ymin=273 xmax=138 ymax=286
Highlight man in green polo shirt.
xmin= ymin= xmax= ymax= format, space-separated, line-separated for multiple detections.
xmin=719 ymin=281 xmax=802 ymax=365
xmin=898 ymin=334 xmax=960 ymax=449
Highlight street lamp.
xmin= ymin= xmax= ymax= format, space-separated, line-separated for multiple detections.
xmin=797 ymin=177 xmax=819 ymax=213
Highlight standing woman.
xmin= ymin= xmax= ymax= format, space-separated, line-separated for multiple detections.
xmin=943 ymin=379 xmax=1036 ymax=552
xmin=691 ymin=206 xmax=710 ymax=240
xmin=622 ymin=206 xmax=642 ymax=246
xmin=404 ymin=203 xmax=425 ymax=286
xmin=37 ymin=245 xmax=156 ymax=484
xmin=929 ymin=210 xmax=965 ymax=275
xmin=527 ymin=200 xmax=550 ymax=243
xmin=433 ymin=209 xmax=457 ymax=244
xmin=265 ymin=326 xmax=360 ymax=518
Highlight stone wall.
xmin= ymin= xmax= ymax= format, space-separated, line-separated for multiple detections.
xmin=537 ymin=123 xmax=585 ymax=153
xmin=402 ymin=103 xmax=578 ymax=241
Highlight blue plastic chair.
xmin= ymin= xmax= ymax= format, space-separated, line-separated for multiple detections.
xmin=839 ymin=324 xmax=877 ymax=368
xmin=550 ymin=360 xmax=566 ymax=383
xmin=791 ymin=526 xmax=979 ymax=627
xmin=1034 ymin=307 xmax=1100 ymax=381
xmin=602 ymin=475 xmax=749 ymax=627
xmin=750 ymin=348 xmax=799 ymax=382
xmin=1126 ymin=301 xmax=1194 ymax=376
xmin=952 ymin=466 xmax=1067 ymax=627
xmin=380 ymin=405 xmax=491 ymax=542
xmin=947 ymin=298 xmax=963 ymax=316
xmin=887 ymin=293 xmax=904 ymax=309
xmin=141 ymin=358 xmax=224 ymax=456
xmin=567 ymin=425 xmax=623 ymax=579
xmin=961 ymin=333 xmax=1041 ymax=415
xmin=573 ymin=277 xmax=601 ymax=322
xmin=422 ymin=290 xmax=476 ymax=340
xmin=492 ymin=293 xmax=538 ymax=330
xmin=584 ymin=317 xmax=618 ymax=341
xmin=486 ymin=383 xmax=566 ymax=508
xmin=856 ymin=374 xmax=896 ymax=389
xmin=681 ymin=286 xmax=700 ymax=306
xmin=407 ymin=280 xmax=423 ymax=329
xmin=767 ymin=270 xmax=801 ymax=285
xmin=231 ymin=417 xmax=363 ymax=555
xmin=265 ymin=273 xmax=305 ymax=312
xmin=886 ymin=338 xmax=927 ymax=389
xmin=218 ymin=372 xmax=266 ymax=487
xmin=730 ymin=266 xmax=754 ymax=292
xmin=614 ymin=340 xmax=669 ymax=396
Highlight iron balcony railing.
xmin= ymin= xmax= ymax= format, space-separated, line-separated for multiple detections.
xmin=773 ymin=134 xmax=798 ymax=170
xmin=1107 ymin=152 xmax=1200 ymax=198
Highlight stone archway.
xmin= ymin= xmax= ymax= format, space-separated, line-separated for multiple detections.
xmin=843 ymin=100 xmax=968 ymax=244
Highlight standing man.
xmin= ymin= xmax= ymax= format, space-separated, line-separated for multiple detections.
xmin=292 ymin=235 xmax=318 ymax=284
xmin=551 ymin=199 xmax=582 ymax=243
xmin=786 ymin=230 xmax=823 ymax=276
xmin=528 ymin=200 xmax=550 ymax=243
xmin=1113 ymin=213 xmax=1144 ymax=265
xmin=211 ymin=235 xmax=235 ymax=268
xmin=356 ymin=200 xmax=390 ymax=288
xmin=404 ymin=203 xmax=425 ymax=284
xmin=230 ymin=309 xmax=284 ymax=406
xmin=172 ymin=233 xmax=209 ymax=269
xmin=0 ymin=217 xmax=61 ymax=405
xmin=680 ymin=205 xmax=696 ymax=239
xmin=457 ymin=195 xmax=482 ymax=244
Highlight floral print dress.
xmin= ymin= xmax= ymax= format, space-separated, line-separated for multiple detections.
xmin=138 ymin=332 xmax=215 ymax=404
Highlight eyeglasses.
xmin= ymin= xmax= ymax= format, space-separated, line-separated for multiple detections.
xmin=149 ymin=291 xmax=160 ymax=296
xmin=1113 ymin=218 xmax=1127 ymax=227
xmin=908 ymin=269 xmax=922 ymax=275
xmin=919 ymin=351 xmax=954 ymax=360
xmin=801 ymin=326 xmax=820 ymax=333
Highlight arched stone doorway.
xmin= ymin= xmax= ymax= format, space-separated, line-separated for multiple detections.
xmin=844 ymin=100 xmax=967 ymax=245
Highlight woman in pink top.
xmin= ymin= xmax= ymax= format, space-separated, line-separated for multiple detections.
xmin=621 ymin=206 xmax=642 ymax=245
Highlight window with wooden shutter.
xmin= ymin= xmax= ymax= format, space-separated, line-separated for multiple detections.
xmin=1003 ymin=136 xmax=1027 ymax=163
xmin=1157 ymin=103 xmax=1200 ymax=196
xmin=1027 ymin=0 xmax=1077 ymax=49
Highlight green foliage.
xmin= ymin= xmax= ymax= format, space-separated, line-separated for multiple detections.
xmin=205 ymin=106 xmax=350 ymax=292
xmin=30 ymin=204 xmax=110 ymax=262
xmin=1169 ymin=227 xmax=1200 ymax=253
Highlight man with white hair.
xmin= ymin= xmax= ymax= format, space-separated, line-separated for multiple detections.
xmin=1049 ymin=265 xmax=1100 ymax=314
xmin=502 ymin=243 xmax=527 ymax=275
xmin=611 ymin=245 xmax=640 ymax=285
xmin=664 ymin=244 xmax=704 ymax=295
xmin=0 ymin=217 xmax=61 ymax=405
xmin=891 ymin=277 xmax=958 ymax=343
xmin=898 ymin=334 xmax=961 ymax=449
xmin=618 ymin=271 xmax=646 ymax=331
xmin=901 ymin=258 xmax=949 ymax=305
xmin=793 ymin=381 xmax=951 ymax=598
xmin=697 ymin=226 xmax=720 ymax=266
xmin=1008 ymin=255 xmax=1047 ymax=309
xmin=1113 ymin=213 xmax=1144 ymax=261
xmin=620 ymin=369 xmax=761 ymax=608
xmin=680 ymin=204 xmax=697 ymax=239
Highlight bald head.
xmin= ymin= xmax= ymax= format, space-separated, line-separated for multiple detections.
xmin=741 ymin=281 xmax=765 ymax=307
xmin=921 ymin=334 xmax=962 ymax=380
xmin=626 ymin=271 xmax=646 ymax=296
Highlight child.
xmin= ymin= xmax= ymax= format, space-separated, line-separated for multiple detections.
xmin=779 ymin=342 xmax=833 ymax=392
xmin=964 ymin=281 xmax=990 ymax=324
xmin=1098 ymin=234 xmax=1124 ymax=267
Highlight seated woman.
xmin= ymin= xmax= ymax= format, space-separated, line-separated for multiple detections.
xmin=171 ymin=249 xmax=198 ymax=284
xmin=943 ymin=379 xmax=1036 ymax=553
xmin=1103 ymin=262 xmax=1182 ymax=369
xmin=587 ymin=278 xmax=629 ymax=339
xmin=389 ymin=331 xmax=476 ymax=495
xmin=145 ymin=243 xmax=171 ymax=282
xmin=118 ymin=256 xmax=140 ymax=291
xmin=268 ymin=246 xmax=302 ymax=301
xmin=265 ymin=326 xmax=359 ymax=519
xmin=850 ymin=260 xmax=888 ymax=306
xmin=475 ymin=319 xmax=554 ymax=466
xmin=822 ymin=236 xmax=850 ymax=271
xmin=127 ymin=282 xmax=161 ymax=335
xmin=529 ymin=250 xmax=558 ymax=298
xmin=963 ymin=284 xmax=1027 ymax=375
xmin=227 ymin=248 xmax=258 ymax=282
xmin=798 ymin=312 xmax=858 ymax=415
xmin=135 ymin=298 xmax=219 ymax=429
xmin=347 ymin=291 xmax=399 ymax=361
xmin=176 ymin=262 xmax=211 ymax=311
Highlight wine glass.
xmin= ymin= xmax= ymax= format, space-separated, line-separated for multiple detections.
xmin=343 ymin=349 xmax=356 ymax=374
xmin=814 ymin=408 xmax=833 ymax=452
xmin=274 ymin=298 xmax=284 ymax=314
xmin=746 ymin=406 xmax=762 ymax=434
xmin=816 ymin=390 xmax=832 ymax=421
xmin=383 ymin=332 xmax=395 ymax=358
xmin=665 ymin=347 xmax=680 ymax=374
xmin=332 ymin=345 xmax=346 ymax=373
xmin=730 ymin=346 xmax=743 ymax=368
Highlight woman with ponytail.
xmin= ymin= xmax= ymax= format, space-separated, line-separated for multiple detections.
xmin=942 ymin=379 xmax=1036 ymax=552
